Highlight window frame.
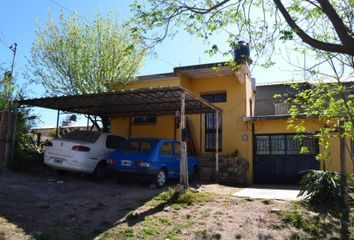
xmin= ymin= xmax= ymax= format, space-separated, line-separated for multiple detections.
xmin=255 ymin=134 xmax=318 ymax=156
xmin=106 ymin=135 xmax=126 ymax=149
xmin=200 ymin=92 xmax=227 ymax=103
xmin=160 ymin=142 xmax=174 ymax=156
xmin=133 ymin=116 xmax=157 ymax=125
xmin=204 ymin=112 xmax=222 ymax=152
xmin=201 ymin=92 xmax=225 ymax=152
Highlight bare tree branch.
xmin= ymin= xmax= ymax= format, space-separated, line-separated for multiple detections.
xmin=273 ymin=0 xmax=354 ymax=55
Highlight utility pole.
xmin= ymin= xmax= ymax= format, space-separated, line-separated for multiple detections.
xmin=10 ymin=43 xmax=17 ymax=76
xmin=5 ymin=43 xmax=17 ymax=110
xmin=179 ymin=93 xmax=189 ymax=189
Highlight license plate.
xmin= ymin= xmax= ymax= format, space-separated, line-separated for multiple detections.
xmin=54 ymin=159 xmax=63 ymax=164
xmin=121 ymin=160 xmax=132 ymax=166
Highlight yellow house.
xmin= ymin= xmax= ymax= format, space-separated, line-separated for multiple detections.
xmin=17 ymin=58 xmax=353 ymax=185
xmin=110 ymin=62 xmax=353 ymax=185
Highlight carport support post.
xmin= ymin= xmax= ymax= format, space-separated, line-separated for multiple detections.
xmin=199 ymin=103 xmax=202 ymax=154
xmin=180 ymin=92 xmax=188 ymax=189
xmin=55 ymin=110 xmax=60 ymax=138
xmin=215 ymin=111 xmax=219 ymax=183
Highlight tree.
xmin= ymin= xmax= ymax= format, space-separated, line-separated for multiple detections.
xmin=0 ymin=71 xmax=14 ymax=110
xmin=130 ymin=0 xmax=353 ymax=63
xmin=129 ymin=1 xmax=353 ymax=238
xmin=1 ymin=66 xmax=37 ymax=167
xmin=287 ymin=76 xmax=353 ymax=239
xmin=30 ymin=11 xmax=146 ymax=131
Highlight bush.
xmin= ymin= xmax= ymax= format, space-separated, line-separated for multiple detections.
xmin=298 ymin=170 xmax=341 ymax=204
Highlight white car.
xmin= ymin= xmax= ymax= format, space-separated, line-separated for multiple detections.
xmin=44 ymin=130 xmax=126 ymax=180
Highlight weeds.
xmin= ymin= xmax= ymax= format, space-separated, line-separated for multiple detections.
xmin=261 ymin=199 xmax=273 ymax=205
xmin=149 ymin=188 xmax=215 ymax=208
xmin=276 ymin=202 xmax=340 ymax=238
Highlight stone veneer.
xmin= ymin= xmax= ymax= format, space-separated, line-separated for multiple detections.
xmin=198 ymin=154 xmax=249 ymax=186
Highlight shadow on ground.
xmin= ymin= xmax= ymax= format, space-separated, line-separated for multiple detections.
xmin=0 ymin=163 xmax=168 ymax=240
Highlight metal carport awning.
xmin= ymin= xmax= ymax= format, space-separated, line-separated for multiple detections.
xmin=16 ymin=86 xmax=221 ymax=117
xmin=16 ymin=86 xmax=222 ymax=188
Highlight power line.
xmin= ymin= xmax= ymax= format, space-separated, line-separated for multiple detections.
xmin=156 ymin=56 xmax=175 ymax=67
xmin=0 ymin=37 xmax=9 ymax=48
xmin=48 ymin=0 xmax=91 ymax=24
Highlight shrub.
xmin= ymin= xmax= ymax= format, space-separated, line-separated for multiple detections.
xmin=298 ymin=170 xmax=341 ymax=204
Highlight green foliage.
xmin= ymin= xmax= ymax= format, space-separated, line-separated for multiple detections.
xmin=0 ymin=71 xmax=14 ymax=110
xmin=298 ymin=170 xmax=341 ymax=204
xmin=287 ymin=81 xmax=354 ymax=168
xmin=277 ymin=202 xmax=341 ymax=238
xmin=261 ymin=199 xmax=273 ymax=205
xmin=149 ymin=188 xmax=214 ymax=207
xmin=30 ymin=11 xmax=146 ymax=96
xmin=0 ymin=65 xmax=38 ymax=167
xmin=130 ymin=0 xmax=353 ymax=66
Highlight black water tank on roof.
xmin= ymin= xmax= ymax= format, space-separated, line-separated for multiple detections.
xmin=234 ymin=41 xmax=251 ymax=64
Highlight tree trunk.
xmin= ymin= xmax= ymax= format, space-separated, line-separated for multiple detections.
xmin=339 ymin=123 xmax=349 ymax=240
xmin=101 ymin=116 xmax=111 ymax=133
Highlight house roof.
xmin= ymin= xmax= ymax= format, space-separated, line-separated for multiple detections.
xmin=16 ymin=86 xmax=222 ymax=117
xmin=131 ymin=62 xmax=239 ymax=82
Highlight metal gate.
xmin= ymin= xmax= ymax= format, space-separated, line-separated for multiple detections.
xmin=254 ymin=134 xmax=320 ymax=184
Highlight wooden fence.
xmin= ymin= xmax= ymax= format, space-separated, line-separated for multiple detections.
xmin=0 ymin=111 xmax=16 ymax=168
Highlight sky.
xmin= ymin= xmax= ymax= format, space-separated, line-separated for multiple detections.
xmin=0 ymin=0 xmax=313 ymax=128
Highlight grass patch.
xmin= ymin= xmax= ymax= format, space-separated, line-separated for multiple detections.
xmin=148 ymin=188 xmax=215 ymax=208
xmin=261 ymin=199 xmax=273 ymax=205
xmin=126 ymin=211 xmax=139 ymax=220
xmin=194 ymin=229 xmax=222 ymax=240
xmin=201 ymin=209 xmax=212 ymax=218
xmin=164 ymin=219 xmax=193 ymax=240
xmin=276 ymin=202 xmax=340 ymax=238
xmin=99 ymin=227 xmax=135 ymax=240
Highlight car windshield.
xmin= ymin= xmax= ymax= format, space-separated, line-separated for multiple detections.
xmin=121 ymin=140 xmax=154 ymax=154
xmin=61 ymin=130 xmax=101 ymax=143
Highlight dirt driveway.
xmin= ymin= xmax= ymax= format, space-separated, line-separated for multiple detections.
xmin=0 ymin=169 xmax=346 ymax=240
xmin=0 ymin=170 xmax=164 ymax=240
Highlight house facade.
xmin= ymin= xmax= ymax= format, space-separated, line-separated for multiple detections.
xmin=110 ymin=62 xmax=353 ymax=184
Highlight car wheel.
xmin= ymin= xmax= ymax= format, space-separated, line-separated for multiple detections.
xmin=93 ymin=163 xmax=107 ymax=182
xmin=155 ymin=170 xmax=167 ymax=188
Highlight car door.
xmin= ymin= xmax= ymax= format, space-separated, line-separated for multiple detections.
xmin=159 ymin=141 xmax=178 ymax=178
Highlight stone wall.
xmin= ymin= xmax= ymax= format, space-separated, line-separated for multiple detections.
xmin=198 ymin=154 xmax=249 ymax=186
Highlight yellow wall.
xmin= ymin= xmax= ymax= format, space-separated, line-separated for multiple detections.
xmin=122 ymin=77 xmax=180 ymax=90
xmin=110 ymin=67 xmax=257 ymax=182
xmin=187 ymin=75 xmax=251 ymax=158
xmin=111 ymin=76 xmax=179 ymax=139
xmin=130 ymin=116 xmax=176 ymax=139
xmin=109 ymin=67 xmax=354 ymax=184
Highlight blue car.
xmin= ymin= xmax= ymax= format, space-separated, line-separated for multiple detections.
xmin=106 ymin=138 xmax=199 ymax=188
